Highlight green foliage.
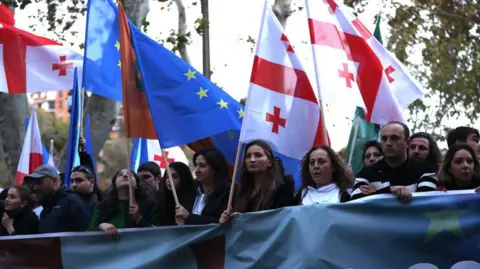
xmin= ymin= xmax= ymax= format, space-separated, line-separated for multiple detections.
xmin=194 ymin=17 xmax=208 ymax=35
xmin=36 ymin=109 xmax=69 ymax=154
xmin=385 ymin=0 xmax=479 ymax=140
xmin=166 ymin=29 xmax=192 ymax=54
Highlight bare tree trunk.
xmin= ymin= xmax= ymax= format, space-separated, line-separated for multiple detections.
xmin=0 ymin=4 xmax=29 ymax=184
xmin=272 ymin=0 xmax=293 ymax=28
xmin=0 ymin=94 xmax=29 ymax=184
xmin=174 ymin=0 xmax=191 ymax=64
xmin=59 ymin=0 xmax=150 ymax=171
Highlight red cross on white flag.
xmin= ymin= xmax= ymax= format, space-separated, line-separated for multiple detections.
xmin=306 ymin=0 xmax=424 ymax=125
xmin=239 ymin=2 xmax=329 ymax=160
xmin=0 ymin=21 xmax=83 ymax=94
xmin=145 ymin=139 xmax=189 ymax=174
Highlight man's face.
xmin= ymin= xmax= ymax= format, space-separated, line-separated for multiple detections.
xmin=71 ymin=171 xmax=93 ymax=195
xmin=465 ymin=133 xmax=480 ymax=160
xmin=25 ymin=176 xmax=57 ymax=202
xmin=381 ymin=124 xmax=407 ymax=159
xmin=138 ymin=171 xmax=159 ymax=190
xmin=409 ymin=137 xmax=430 ymax=160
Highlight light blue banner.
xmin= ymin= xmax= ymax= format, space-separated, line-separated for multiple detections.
xmin=0 ymin=191 xmax=478 ymax=269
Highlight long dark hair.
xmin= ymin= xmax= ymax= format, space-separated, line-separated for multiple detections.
xmin=234 ymin=140 xmax=283 ymax=212
xmin=193 ymin=148 xmax=231 ymax=195
xmin=158 ymin=162 xmax=196 ymax=225
xmin=439 ymin=144 xmax=480 ymax=189
xmin=301 ymin=146 xmax=354 ymax=194
xmin=103 ymin=169 xmax=157 ymax=205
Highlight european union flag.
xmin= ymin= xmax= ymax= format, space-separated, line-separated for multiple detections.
xmin=82 ymin=0 xmax=122 ymax=101
xmin=130 ymin=23 xmax=243 ymax=148
xmin=64 ymin=68 xmax=82 ymax=186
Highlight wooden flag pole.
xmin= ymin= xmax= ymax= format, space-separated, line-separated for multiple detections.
xmin=126 ymin=137 xmax=136 ymax=206
xmin=227 ymin=142 xmax=243 ymax=210
xmin=347 ymin=116 xmax=361 ymax=167
xmin=318 ymin=100 xmax=328 ymax=144
xmin=161 ymin=148 xmax=180 ymax=206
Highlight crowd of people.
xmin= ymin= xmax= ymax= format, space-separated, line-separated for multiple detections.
xmin=0 ymin=121 xmax=479 ymax=237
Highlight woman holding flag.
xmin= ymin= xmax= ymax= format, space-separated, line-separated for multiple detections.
xmin=175 ymin=149 xmax=230 ymax=225
xmin=219 ymin=140 xmax=294 ymax=224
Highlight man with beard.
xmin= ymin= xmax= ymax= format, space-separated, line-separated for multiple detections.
xmin=23 ymin=165 xmax=90 ymax=233
xmin=408 ymin=132 xmax=442 ymax=170
xmin=351 ymin=122 xmax=438 ymax=202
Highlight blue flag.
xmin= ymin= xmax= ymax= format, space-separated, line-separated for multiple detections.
xmin=130 ymin=138 xmax=149 ymax=172
xmin=84 ymin=114 xmax=97 ymax=182
xmin=82 ymin=0 xmax=122 ymax=101
xmin=225 ymin=192 xmax=480 ymax=268
xmin=129 ymin=23 xmax=243 ymax=149
xmin=64 ymin=68 xmax=82 ymax=186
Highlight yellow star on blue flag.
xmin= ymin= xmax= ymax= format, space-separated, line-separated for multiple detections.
xmin=129 ymin=21 xmax=243 ymax=148
xmin=424 ymin=210 xmax=465 ymax=242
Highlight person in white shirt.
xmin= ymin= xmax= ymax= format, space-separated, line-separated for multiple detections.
xmin=295 ymin=146 xmax=354 ymax=205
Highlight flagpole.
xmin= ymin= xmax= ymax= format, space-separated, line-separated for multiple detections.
xmin=227 ymin=142 xmax=243 ymax=210
xmin=161 ymin=148 xmax=180 ymax=206
xmin=125 ymin=137 xmax=136 ymax=206
xmin=79 ymin=87 xmax=85 ymax=137
xmin=347 ymin=116 xmax=360 ymax=167
xmin=318 ymin=101 xmax=328 ymax=145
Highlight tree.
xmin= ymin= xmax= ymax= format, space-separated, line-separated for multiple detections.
xmin=0 ymin=2 xmax=30 ymax=183
xmin=386 ymin=0 xmax=479 ymax=141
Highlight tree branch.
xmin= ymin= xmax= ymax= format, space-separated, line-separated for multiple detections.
xmin=173 ymin=0 xmax=191 ymax=64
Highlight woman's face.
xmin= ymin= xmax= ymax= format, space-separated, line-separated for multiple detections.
xmin=194 ymin=155 xmax=214 ymax=184
xmin=308 ymin=148 xmax=334 ymax=187
xmin=244 ymin=145 xmax=271 ymax=173
xmin=449 ymin=149 xmax=475 ymax=184
xmin=166 ymin=168 xmax=181 ymax=191
xmin=115 ymin=169 xmax=134 ymax=189
xmin=4 ymin=188 xmax=25 ymax=212
xmin=364 ymin=146 xmax=383 ymax=166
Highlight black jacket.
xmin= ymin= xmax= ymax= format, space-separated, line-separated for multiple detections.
xmin=158 ymin=187 xmax=196 ymax=226
xmin=186 ymin=184 xmax=230 ymax=225
xmin=78 ymin=188 xmax=104 ymax=218
xmin=0 ymin=207 xmax=39 ymax=236
xmin=39 ymin=186 xmax=90 ymax=233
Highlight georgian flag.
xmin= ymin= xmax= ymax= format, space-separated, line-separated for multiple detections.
xmin=16 ymin=109 xmax=43 ymax=185
xmin=0 ymin=19 xmax=83 ymax=94
xmin=306 ymin=0 xmax=424 ymax=125
xmin=131 ymin=138 xmax=189 ymax=175
xmin=0 ymin=2 xmax=15 ymax=26
xmin=239 ymin=1 xmax=328 ymax=160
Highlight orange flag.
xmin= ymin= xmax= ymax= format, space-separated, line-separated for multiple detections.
xmin=118 ymin=3 xmax=156 ymax=139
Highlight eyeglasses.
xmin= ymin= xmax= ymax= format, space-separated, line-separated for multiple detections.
xmin=71 ymin=166 xmax=95 ymax=178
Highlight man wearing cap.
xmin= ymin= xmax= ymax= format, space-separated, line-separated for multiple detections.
xmin=24 ymin=165 xmax=90 ymax=233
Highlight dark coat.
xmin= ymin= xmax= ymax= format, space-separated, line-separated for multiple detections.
xmin=0 ymin=207 xmax=39 ymax=236
xmin=39 ymin=186 xmax=90 ymax=233
xmin=186 ymin=184 xmax=230 ymax=225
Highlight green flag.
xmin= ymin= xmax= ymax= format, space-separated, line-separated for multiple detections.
xmin=344 ymin=14 xmax=383 ymax=176
xmin=345 ymin=107 xmax=381 ymax=176
xmin=373 ymin=14 xmax=383 ymax=44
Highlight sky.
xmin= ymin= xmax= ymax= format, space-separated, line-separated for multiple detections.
xmin=14 ymin=0 xmax=465 ymax=151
